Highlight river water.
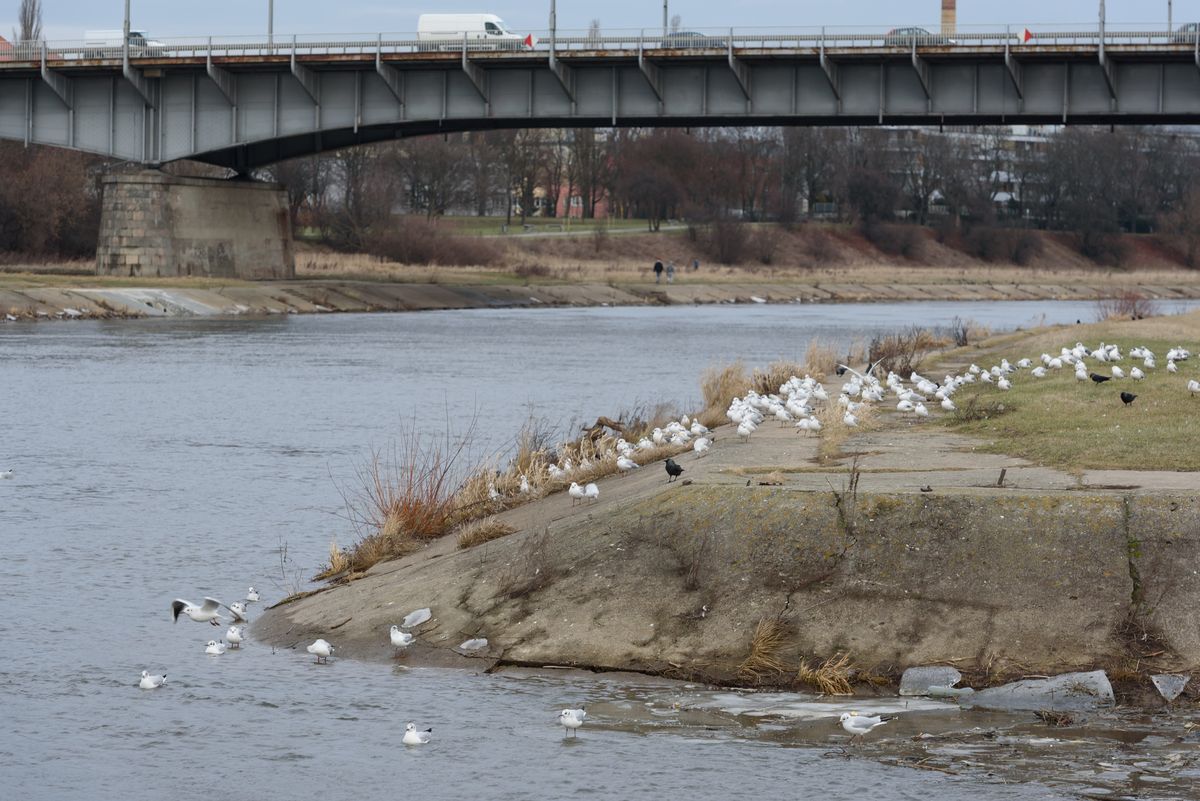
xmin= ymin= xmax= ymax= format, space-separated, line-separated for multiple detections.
xmin=2 ymin=300 xmax=1195 ymax=800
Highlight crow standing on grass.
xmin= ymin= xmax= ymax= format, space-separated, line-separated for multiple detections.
xmin=1120 ymin=392 xmax=1137 ymax=407
xmin=665 ymin=459 xmax=684 ymax=482
xmin=1090 ymin=373 xmax=1111 ymax=384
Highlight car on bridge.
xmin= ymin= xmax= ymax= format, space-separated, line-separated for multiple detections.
xmin=1171 ymin=22 xmax=1200 ymax=43
xmin=661 ymin=31 xmax=727 ymax=49
xmin=417 ymin=14 xmax=526 ymax=50
xmin=83 ymin=30 xmax=167 ymax=58
xmin=882 ymin=27 xmax=954 ymax=46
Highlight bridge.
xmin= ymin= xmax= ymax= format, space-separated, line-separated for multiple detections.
xmin=1 ymin=24 xmax=1198 ymax=279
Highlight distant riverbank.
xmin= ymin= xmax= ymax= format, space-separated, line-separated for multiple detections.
xmin=5 ymin=273 xmax=1200 ymax=321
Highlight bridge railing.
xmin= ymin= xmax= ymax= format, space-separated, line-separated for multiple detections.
xmin=3 ymin=23 xmax=1197 ymax=65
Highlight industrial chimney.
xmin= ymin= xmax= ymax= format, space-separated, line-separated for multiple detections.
xmin=941 ymin=0 xmax=957 ymax=35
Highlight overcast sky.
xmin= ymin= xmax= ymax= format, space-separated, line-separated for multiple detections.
xmin=4 ymin=0 xmax=1200 ymax=40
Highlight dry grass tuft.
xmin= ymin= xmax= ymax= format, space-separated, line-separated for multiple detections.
xmin=750 ymin=361 xmax=807 ymax=396
xmin=796 ymin=652 xmax=855 ymax=695
xmin=815 ymin=402 xmax=876 ymax=462
xmin=738 ymin=616 xmax=793 ymax=683
xmin=802 ymin=340 xmax=841 ymax=380
xmin=456 ymin=518 xmax=517 ymax=550
xmin=868 ymin=327 xmax=947 ymax=376
xmin=698 ymin=361 xmax=751 ymax=428
xmin=495 ymin=529 xmax=558 ymax=599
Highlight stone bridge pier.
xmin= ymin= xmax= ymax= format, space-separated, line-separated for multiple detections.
xmin=96 ymin=171 xmax=295 ymax=280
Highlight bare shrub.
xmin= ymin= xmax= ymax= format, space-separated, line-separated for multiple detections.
xmin=1012 ymin=231 xmax=1044 ymax=265
xmin=1077 ymin=230 xmax=1130 ymax=267
xmin=655 ymin=512 xmax=714 ymax=591
xmin=738 ymin=615 xmax=792 ymax=683
xmin=1094 ymin=291 xmax=1161 ymax=321
xmin=867 ymin=327 xmax=945 ymax=376
xmin=705 ymin=219 xmax=750 ymax=264
xmin=803 ymin=229 xmax=839 ymax=265
xmin=591 ymin=221 xmax=610 ymax=253
xmin=962 ymin=227 xmax=1045 ymax=265
xmin=495 ymin=529 xmax=558 ymax=599
xmin=513 ymin=262 xmax=551 ymax=279
xmin=951 ymin=395 xmax=1013 ymax=423
xmin=751 ymin=227 xmax=783 ymax=265
xmin=862 ymin=220 xmax=925 ymax=260
xmin=946 ymin=316 xmax=971 ymax=347
xmin=457 ymin=518 xmax=517 ymax=550
xmin=802 ymin=340 xmax=840 ymax=379
xmin=364 ymin=218 xmax=501 ymax=266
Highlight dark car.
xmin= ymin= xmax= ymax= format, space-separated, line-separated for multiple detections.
xmin=1170 ymin=22 xmax=1200 ymax=43
xmin=661 ymin=31 xmax=726 ymax=49
xmin=882 ymin=27 xmax=953 ymax=46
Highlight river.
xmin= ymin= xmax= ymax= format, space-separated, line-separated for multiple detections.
xmin=2 ymin=300 xmax=1194 ymax=800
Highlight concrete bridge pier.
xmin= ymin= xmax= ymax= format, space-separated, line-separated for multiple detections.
xmin=96 ymin=171 xmax=295 ymax=280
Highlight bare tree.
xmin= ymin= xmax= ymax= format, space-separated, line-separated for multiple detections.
xmin=13 ymin=0 xmax=42 ymax=42
xmin=587 ymin=19 xmax=601 ymax=42
xmin=397 ymin=135 xmax=471 ymax=220
xmin=568 ymin=128 xmax=611 ymax=219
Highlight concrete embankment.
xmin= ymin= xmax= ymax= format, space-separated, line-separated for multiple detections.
xmin=4 ymin=277 xmax=1200 ymax=320
xmin=253 ymin=425 xmax=1200 ymax=689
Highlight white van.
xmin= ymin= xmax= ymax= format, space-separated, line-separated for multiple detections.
xmin=83 ymin=30 xmax=167 ymax=57
xmin=416 ymin=14 xmax=525 ymax=50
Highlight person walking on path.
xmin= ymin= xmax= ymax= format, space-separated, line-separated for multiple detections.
xmin=653 ymin=259 xmax=664 ymax=283
xmin=666 ymin=261 xmax=675 ymax=283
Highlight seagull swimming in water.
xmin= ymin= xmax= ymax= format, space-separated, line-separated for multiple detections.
xmin=558 ymin=708 xmax=587 ymax=737
xmin=171 ymin=597 xmax=227 ymax=626
xmin=390 ymin=625 xmax=415 ymax=651
xmin=245 ymin=587 xmax=260 ymax=602
xmin=839 ymin=712 xmax=894 ymax=742
xmin=403 ymin=722 xmax=433 ymax=745
xmin=306 ymin=639 xmax=334 ymax=664
xmin=139 ymin=670 xmax=166 ymax=689
xmin=205 ymin=640 xmax=227 ymax=656
xmin=0 ymin=469 xmax=12 ymax=480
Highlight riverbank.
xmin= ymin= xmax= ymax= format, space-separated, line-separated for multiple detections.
xmin=254 ymin=311 xmax=1200 ymax=700
xmin=4 ymin=268 xmax=1200 ymax=321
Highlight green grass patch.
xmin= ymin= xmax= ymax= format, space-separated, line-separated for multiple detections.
xmin=943 ymin=335 xmax=1200 ymax=471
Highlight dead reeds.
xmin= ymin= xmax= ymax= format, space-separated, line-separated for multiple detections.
xmin=737 ymin=616 xmax=793 ymax=683
xmin=456 ymin=518 xmax=517 ymax=550
xmin=796 ymin=652 xmax=855 ymax=695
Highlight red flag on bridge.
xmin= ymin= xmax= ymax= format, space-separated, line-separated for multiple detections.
xmin=1021 ymin=28 xmax=1034 ymax=43
xmin=524 ymin=33 xmax=537 ymax=48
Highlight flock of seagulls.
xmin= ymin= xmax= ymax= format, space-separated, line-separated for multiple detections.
xmin=142 ymin=587 xmax=262 ymax=688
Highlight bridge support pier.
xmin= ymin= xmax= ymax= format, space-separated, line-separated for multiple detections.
xmin=96 ymin=170 xmax=295 ymax=280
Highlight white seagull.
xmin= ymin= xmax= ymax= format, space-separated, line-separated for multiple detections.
xmin=616 ymin=455 xmax=639 ymax=476
xmin=0 ymin=469 xmax=13 ymax=480
xmin=139 ymin=670 xmax=167 ymax=689
xmin=246 ymin=587 xmax=260 ymax=602
xmin=225 ymin=626 xmax=245 ymax=649
xmin=403 ymin=722 xmax=433 ymax=745
xmin=839 ymin=712 xmax=893 ymax=742
xmin=559 ymin=708 xmax=587 ymax=737
xmin=693 ymin=437 xmax=711 ymax=457
xmin=171 ymin=597 xmax=227 ymax=626
xmin=205 ymin=640 xmax=227 ymax=656
xmin=390 ymin=625 xmax=415 ymax=650
xmin=306 ymin=639 xmax=334 ymax=664
xmin=568 ymin=482 xmax=586 ymax=506
xmin=1188 ymin=379 xmax=1200 ymax=396
xmin=228 ymin=602 xmax=248 ymax=622
xmin=584 ymin=482 xmax=600 ymax=503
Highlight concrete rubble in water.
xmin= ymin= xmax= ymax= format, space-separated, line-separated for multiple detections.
xmin=961 ymin=670 xmax=1115 ymax=713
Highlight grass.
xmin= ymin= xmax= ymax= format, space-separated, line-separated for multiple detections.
xmin=796 ymin=652 xmax=856 ymax=695
xmin=456 ymin=518 xmax=518 ymax=550
xmin=936 ymin=313 xmax=1200 ymax=471
xmin=737 ymin=616 xmax=792 ymax=683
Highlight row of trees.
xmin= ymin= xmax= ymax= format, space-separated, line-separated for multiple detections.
xmin=258 ymin=124 xmax=1200 ymax=262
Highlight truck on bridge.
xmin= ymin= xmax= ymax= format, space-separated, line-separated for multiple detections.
xmin=416 ymin=14 xmax=525 ymax=50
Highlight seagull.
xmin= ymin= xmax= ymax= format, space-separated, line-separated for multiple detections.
xmin=225 ymin=625 xmax=245 ymax=648
xmin=1168 ymin=360 xmax=1179 ymax=374
xmin=403 ymin=722 xmax=433 ymax=745
xmin=559 ymin=708 xmax=587 ymax=737
xmin=839 ymin=712 xmax=894 ymax=742
xmin=402 ymin=608 xmax=432 ymax=628
xmin=843 ymin=411 xmax=859 ymax=427
xmin=246 ymin=587 xmax=260 ymax=602
xmin=584 ymin=482 xmax=600 ymax=503
xmin=306 ymin=639 xmax=334 ymax=663
xmin=1190 ymin=379 xmax=1200 ymax=396
xmin=1111 ymin=366 xmax=1125 ymax=379
xmin=205 ymin=640 xmax=227 ymax=656
xmin=1120 ymin=392 xmax=1137 ymax=407
xmin=1130 ymin=367 xmax=1145 ymax=380
xmin=616 ymin=455 xmax=639 ymax=476
xmin=914 ymin=403 xmax=929 ymax=418
xmin=940 ymin=397 xmax=955 ymax=412
xmin=171 ymin=597 xmax=226 ymax=626
xmin=139 ymin=670 xmax=167 ymax=689
xmin=519 ymin=475 xmax=531 ymax=494
xmin=693 ymin=437 xmax=711 ymax=457
xmin=568 ymin=482 xmax=586 ymax=506
xmin=228 ymin=602 xmax=248 ymax=622
xmin=996 ymin=377 xmax=1012 ymax=391
xmin=665 ymin=458 xmax=684 ymax=482
xmin=390 ymin=625 xmax=415 ymax=650
xmin=0 ymin=469 xmax=12 ymax=480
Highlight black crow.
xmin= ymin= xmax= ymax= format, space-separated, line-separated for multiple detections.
xmin=1120 ymin=391 xmax=1137 ymax=406
xmin=664 ymin=458 xmax=684 ymax=482
xmin=1090 ymin=373 xmax=1111 ymax=384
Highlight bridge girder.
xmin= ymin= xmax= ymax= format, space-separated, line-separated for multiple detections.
xmin=2 ymin=48 xmax=1200 ymax=167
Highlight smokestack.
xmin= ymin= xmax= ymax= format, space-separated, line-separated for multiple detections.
xmin=941 ymin=0 xmax=957 ymax=35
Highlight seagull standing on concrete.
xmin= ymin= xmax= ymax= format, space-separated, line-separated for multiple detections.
xmin=568 ymin=482 xmax=586 ymax=506
xmin=390 ymin=625 xmax=415 ymax=651
xmin=584 ymin=482 xmax=600 ymax=503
